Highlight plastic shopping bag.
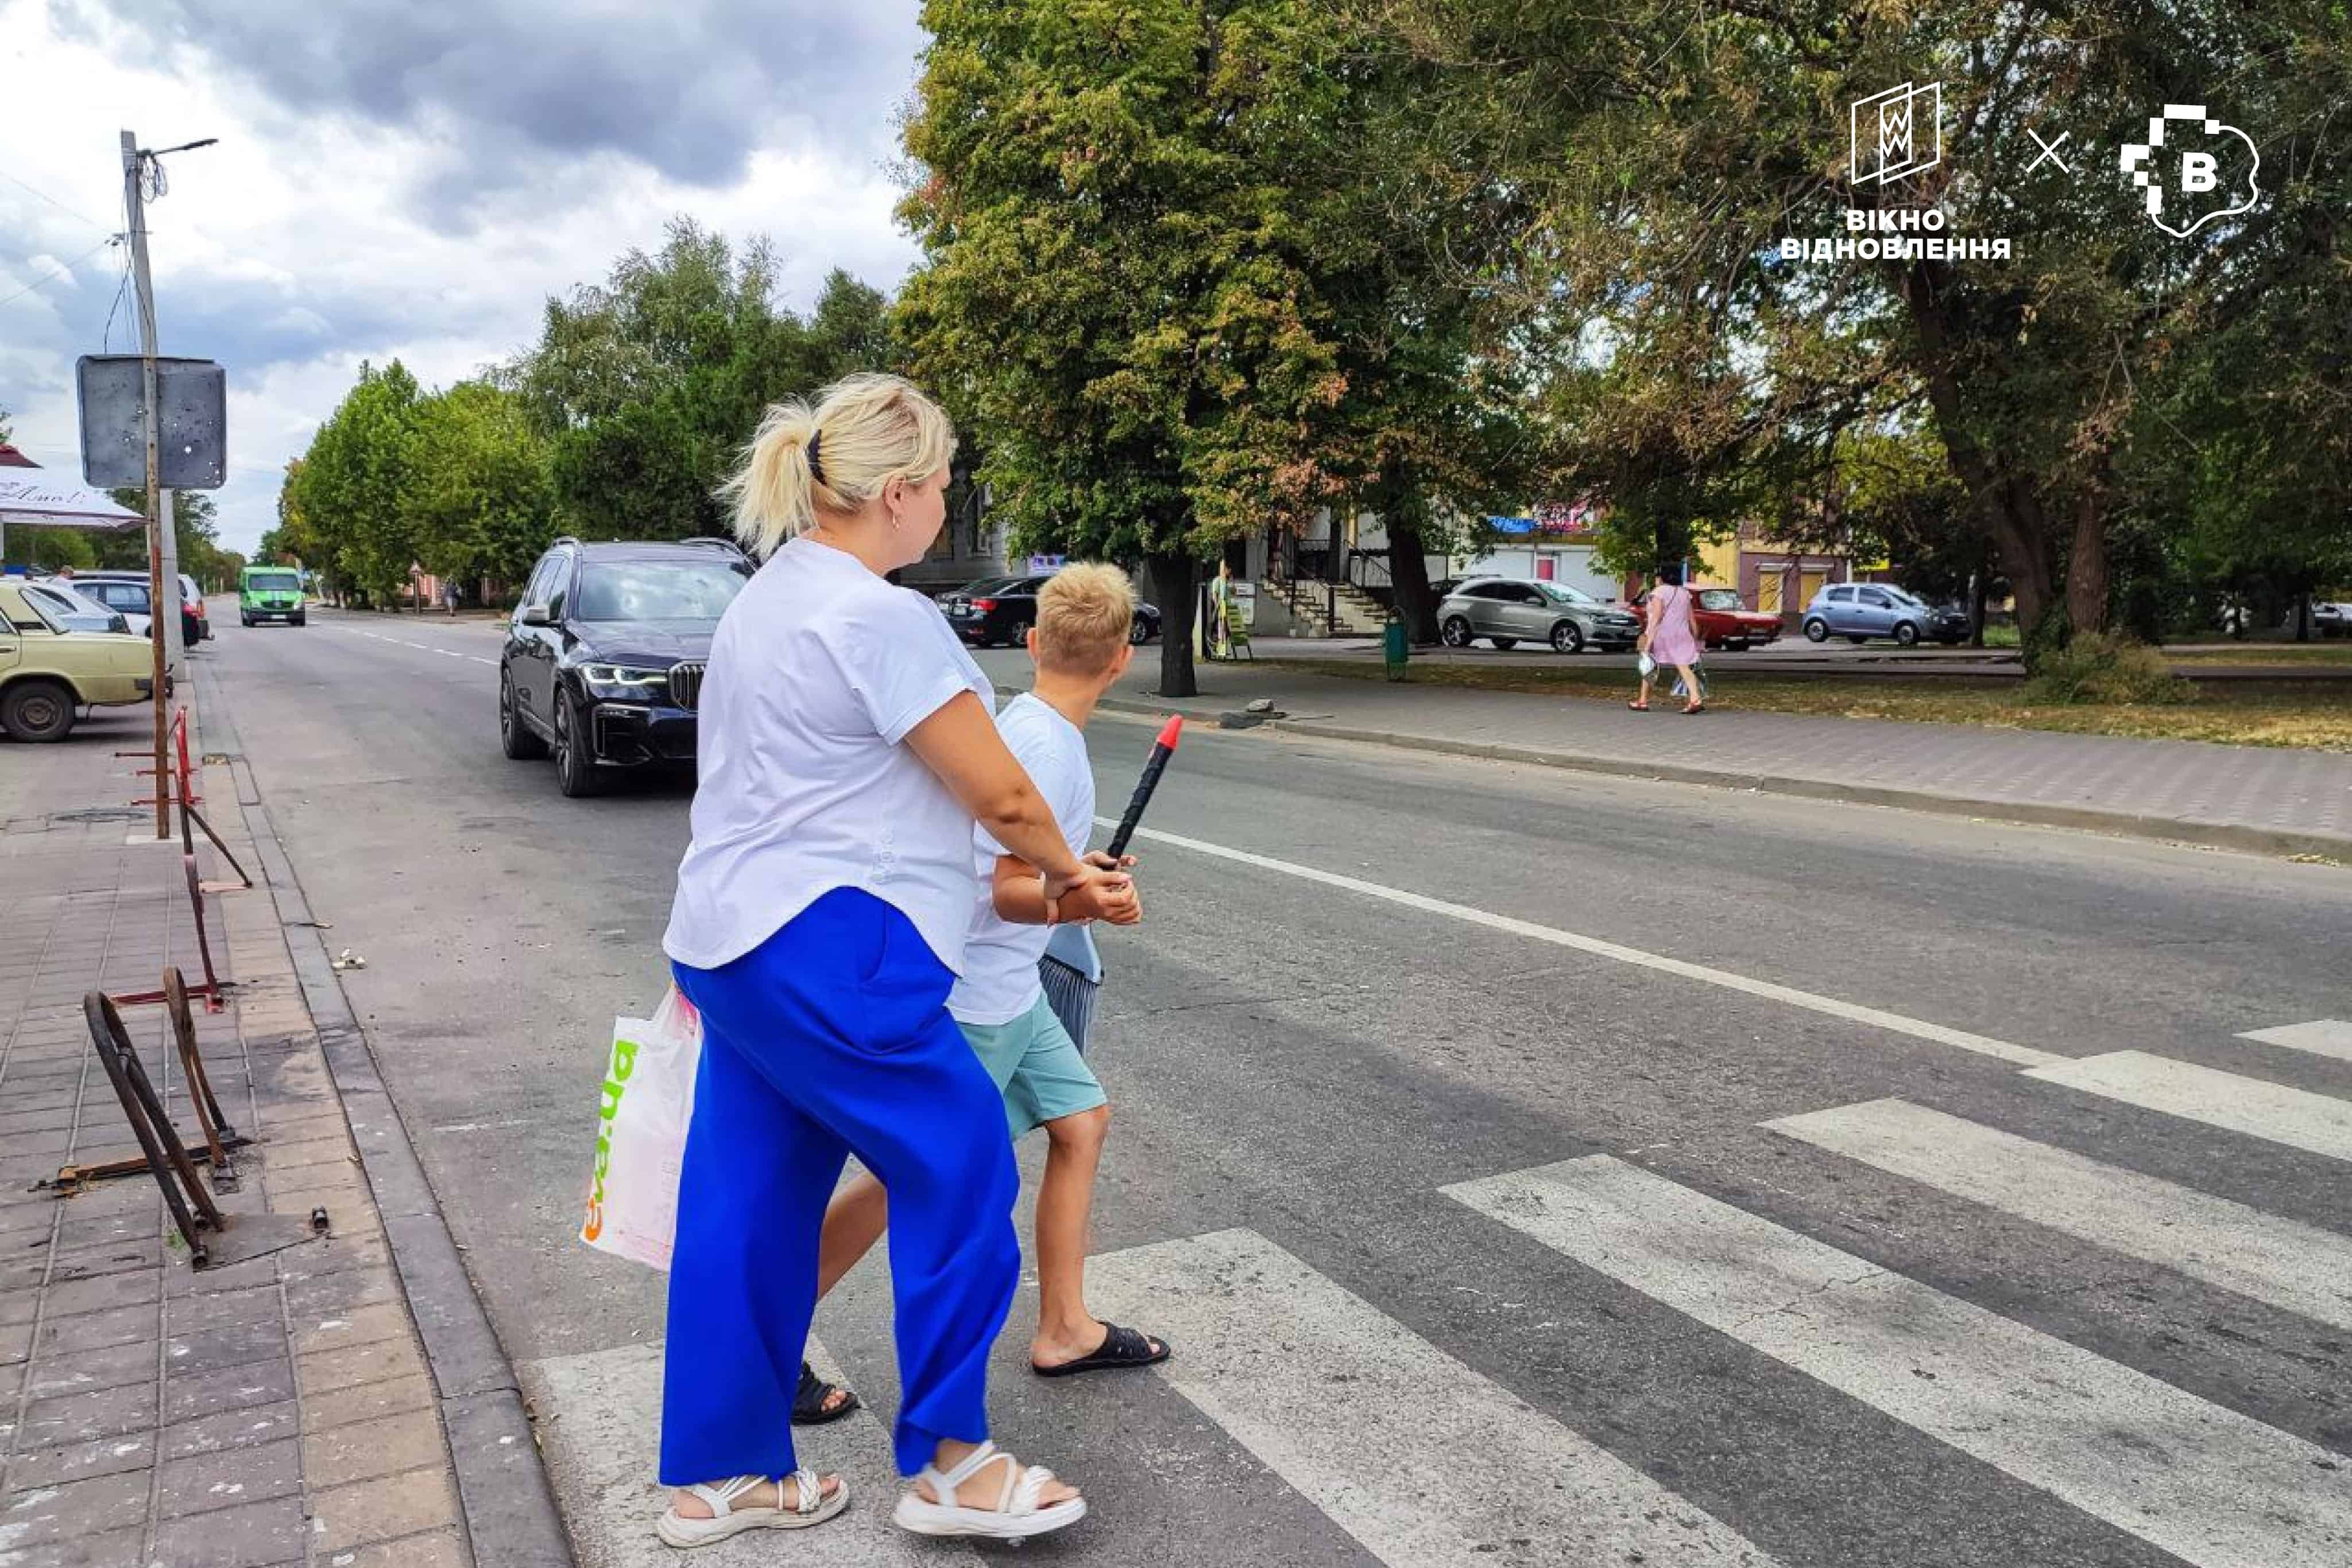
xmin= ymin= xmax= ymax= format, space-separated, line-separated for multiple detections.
xmin=579 ymin=983 xmax=701 ymax=1270
xmin=1672 ymin=662 xmax=1709 ymax=700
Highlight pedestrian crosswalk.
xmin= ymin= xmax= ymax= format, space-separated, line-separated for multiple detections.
xmin=525 ymin=1052 xmax=2352 ymax=1568
xmin=2025 ymin=1049 xmax=2352 ymax=1162
xmin=1083 ymin=1229 xmax=1780 ymax=1567
xmin=1766 ymin=1098 xmax=2352 ymax=1331
xmin=2238 ymin=1017 xmax=2352 ymax=1064
xmin=1445 ymin=1155 xmax=2350 ymax=1568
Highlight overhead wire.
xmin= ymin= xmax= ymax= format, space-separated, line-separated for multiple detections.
xmin=0 ymin=233 xmax=122 ymax=312
xmin=0 ymin=168 xmax=115 ymax=235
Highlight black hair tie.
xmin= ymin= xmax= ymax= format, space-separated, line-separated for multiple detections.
xmin=806 ymin=429 xmax=826 ymax=487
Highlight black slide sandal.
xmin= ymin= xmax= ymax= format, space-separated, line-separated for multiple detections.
xmin=793 ymin=1361 xmax=861 ymax=1425
xmin=1031 ymin=1322 xmax=1171 ymax=1379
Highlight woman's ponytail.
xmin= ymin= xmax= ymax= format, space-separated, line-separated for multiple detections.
xmin=720 ymin=373 xmax=957 ymax=559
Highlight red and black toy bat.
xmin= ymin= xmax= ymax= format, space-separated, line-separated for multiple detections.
xmin=1105 ymin=716 xmax=1183 ymax=859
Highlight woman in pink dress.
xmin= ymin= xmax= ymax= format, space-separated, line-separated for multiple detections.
xmin=1631 ymin=563 xmax=1705 ymax=714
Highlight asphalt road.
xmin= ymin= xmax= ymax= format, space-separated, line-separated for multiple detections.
xmin=192 ymin=606 xmax=2351 ymax=1568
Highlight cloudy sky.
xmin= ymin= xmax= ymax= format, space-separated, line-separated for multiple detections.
xmin=1 ymin=0 xmax=927 ymax=553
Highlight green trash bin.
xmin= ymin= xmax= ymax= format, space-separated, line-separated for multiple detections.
xmin=1383 ymin=610 xmax=1409 ymax=681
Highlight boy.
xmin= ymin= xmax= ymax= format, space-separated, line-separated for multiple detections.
xmin=799 ymin=563 xmax=1168 ymax=1416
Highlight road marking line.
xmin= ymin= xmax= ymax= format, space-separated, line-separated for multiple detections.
xmin=1086 ymin=1227 xmax=1777 ymax=1567
xmin=1446 ymin=1156 xmax=2352 ymax=1568
xmin=2024 ymin=1051 xmax=2352 ymax=1163
xmin=1767 ymin=1098 xmax=2352 ymax=1330
xmin=1108 ymin=821 xmax=2057 ymax=1067
xmin=2237 ymin=1019 xmax=2352 ymax=1064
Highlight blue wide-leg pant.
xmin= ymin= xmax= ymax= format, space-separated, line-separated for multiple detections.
xmin=659 ymin=888 xmax=1020 ymax=1481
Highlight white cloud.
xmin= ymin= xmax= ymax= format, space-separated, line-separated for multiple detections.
xmin=0 ymin=0 xmax=924 ymax=553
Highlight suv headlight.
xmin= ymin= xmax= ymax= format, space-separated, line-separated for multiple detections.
xmin=581 ymin=663 xmax=670 ymax=698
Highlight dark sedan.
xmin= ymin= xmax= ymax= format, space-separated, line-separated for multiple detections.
xmin=499 ymin=537 xmax=751 ymax=796
xmin=939 ymin=574 xmax=1159 ymax=646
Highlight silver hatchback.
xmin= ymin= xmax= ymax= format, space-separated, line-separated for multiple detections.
xmin=1437 ymin=578 xmax=1643 ymax=653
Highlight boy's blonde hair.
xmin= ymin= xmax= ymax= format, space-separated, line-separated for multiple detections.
xmin=1035 ymin=563 xmax=1136 ymax=676
xmin=721 ymin=372 xmax=958 ymax=557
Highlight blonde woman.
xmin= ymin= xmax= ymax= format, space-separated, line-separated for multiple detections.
xmin=656 ymin=373 xmax=1126 ymax=1546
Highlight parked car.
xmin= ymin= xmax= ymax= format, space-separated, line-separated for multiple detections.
xmin=1634 ymin=586 xmax=1784 ymax=650
xmin=1800 ymin=583 xmax=1970 ymax=646
xmin=0 ymin=578 xmax=158 ymax=741
xmin=239 ymin=564 xmax=307 ymax=626
xmin=48 ymin=571 xmax=190 ymax=669
xmin=500 ymin=536 xmax=752 ymax=796
xmin=1437 ymin=578 xmax=1643 ymax=653
xmin=939 ymin=574 xmax=1160 ymax=646
xmin=20 ymin=579 xmax=131 ymax=636
xmin=63 ymin=570 xmax=207 ymax=646
xmin=2316 ymin=600 xmax=2350 ymax=638
xmin=182 ymin=574 xmax=210 ymax=641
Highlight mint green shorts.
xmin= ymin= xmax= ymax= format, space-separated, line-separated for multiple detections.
xmin=958 ymin=996 xmax=1107 ymax=1138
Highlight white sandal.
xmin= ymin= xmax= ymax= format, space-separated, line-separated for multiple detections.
xmin=891 ymin=1440 xmax=1086 ymax=1540
xmin=656 ymin=1469 xmax=848 ymax=1548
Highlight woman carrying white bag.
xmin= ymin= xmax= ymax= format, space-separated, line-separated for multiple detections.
xmin=645 ymin=374 xmax=1128 ymax=1549
xmin=580 ymin=990 xmax=856 ymax=1423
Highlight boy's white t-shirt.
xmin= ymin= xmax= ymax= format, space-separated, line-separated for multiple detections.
xmin=662 ymin=536 xmax=994 ymax=974
xmin=947 ymin=694 xmax=1094 ymax=1026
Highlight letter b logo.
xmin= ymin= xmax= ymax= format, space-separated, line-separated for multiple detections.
xmin=2181 ymin=152 xmax=2217 ymax=192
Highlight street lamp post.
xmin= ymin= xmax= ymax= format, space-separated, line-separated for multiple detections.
xmin=118 ymin=130 xmax=215 ymax=839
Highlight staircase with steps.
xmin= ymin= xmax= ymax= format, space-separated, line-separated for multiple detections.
xmin=1272 ymin=576 xmax=1389 ymax=637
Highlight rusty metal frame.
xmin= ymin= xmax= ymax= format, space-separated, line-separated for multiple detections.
xmin=74 ymin=990 xmax=320 ymax=1268
xmin=83 ymin=990 xmax=222 ymax=1265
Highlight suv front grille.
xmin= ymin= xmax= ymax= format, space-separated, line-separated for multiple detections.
xmin=668 ymin=662 xmax=706 ymax=711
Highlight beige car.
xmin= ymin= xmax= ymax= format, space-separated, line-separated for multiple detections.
xmin=0 ymin=578 xmax=160 ymax=742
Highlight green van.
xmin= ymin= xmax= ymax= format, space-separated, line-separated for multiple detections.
xmin=239 ymin=565 xmax=308 ymax=626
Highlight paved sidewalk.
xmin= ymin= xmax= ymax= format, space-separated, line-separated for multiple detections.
xmin=1 ymin=714 xmax=474 ymax=1567
xmin=977 ymin=651 xmax=2352 ymax=857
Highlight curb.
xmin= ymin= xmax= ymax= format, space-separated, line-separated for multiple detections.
xmin=195 ymin=660 xmax=576 ymax=1568
xmin=1072 ymin=690 xmax=2352 ymax=864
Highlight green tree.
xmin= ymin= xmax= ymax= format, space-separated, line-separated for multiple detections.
xmin=98 ymin=489 xmax=231 ymax=588
xmin=400 ymin=380 xmax=556 ymax=595
xmin=1367 ymin=1 xmax=2352 ymax=661
xmin=510 ymin=220 xmax=892 ymax=541
xmin=898 ymin=0 xmax=1382 ymax=695
xmin=287 ymin=362 xmax=424 ymax=607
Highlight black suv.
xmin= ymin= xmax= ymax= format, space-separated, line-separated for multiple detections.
xmin=498 ymin=537 xmax=751 ymax=796
xmin=938 ymin=574 xmax=1161 ymax=646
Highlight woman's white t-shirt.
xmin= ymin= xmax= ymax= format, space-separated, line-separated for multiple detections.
xmin=662 ymin=537 xmax=994 ymax=974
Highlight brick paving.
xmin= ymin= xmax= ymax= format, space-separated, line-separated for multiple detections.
xmin=1057 ymin=656 xmax=2352 ymax=849
xmin=1 ymin=711 xmax=472 ymax=1567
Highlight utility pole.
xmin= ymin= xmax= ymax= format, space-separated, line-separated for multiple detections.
xmin=118 ymin=129 xmax=212 ymax=839
xmin=122 ymin=129 xmax=170 ymax=840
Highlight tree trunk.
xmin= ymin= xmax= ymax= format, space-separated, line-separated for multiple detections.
xmin=1968 ymin=567 xmax=1990 ymax=648
xmin=2295 ymin=592 xmax=2312 ymax=643
xmin=1388 ymin=524 xmax=1440 ymax=644
xmin=2063 ymin=490 xmax=2109 ymax=637
xmin=1147 ymin=552 xmax=1200 ymax=698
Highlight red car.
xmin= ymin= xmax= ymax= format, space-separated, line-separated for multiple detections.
xmin=1636 ymin=586 xmax=1784 ymax=650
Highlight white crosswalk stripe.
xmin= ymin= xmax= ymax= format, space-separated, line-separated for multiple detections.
xmin=2024 ymin=1050 xmax=2352 ymax=1163
xmin=1443 ymin=1154 xmax=2352 ymax=1568
xmin=1085 ymin=1227 xmax=1779 ymax=1567
xmin=2238 ymin=1018 xmax=2352 ymax=1063
xmin=1766 ymin=1098 xmax=2352 ymax=1330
